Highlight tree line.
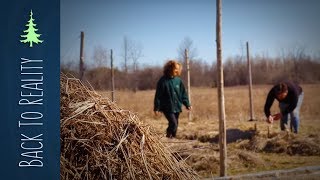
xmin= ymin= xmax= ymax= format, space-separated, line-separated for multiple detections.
xmin=61 ymin=36 xmax=320 ymax=90
xmin=61 ymin=52 xmax=320 ymax=91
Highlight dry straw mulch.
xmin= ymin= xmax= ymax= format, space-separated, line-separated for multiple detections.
xmin=240 ymin=132 xmax=320 ymax=156
xmin=60 ymin=74 xmax=198 ymax=180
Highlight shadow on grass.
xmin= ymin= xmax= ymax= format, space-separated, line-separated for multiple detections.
xmin=211 ymin=128 xmax=256 ymax=143
xmin=183 ymin=128 xmax=256 ymax=144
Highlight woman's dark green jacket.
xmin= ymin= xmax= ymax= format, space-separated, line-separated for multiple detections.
xmin=154 ymin=76 xmax=190 ymax=113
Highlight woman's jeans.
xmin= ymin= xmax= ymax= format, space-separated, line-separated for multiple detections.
xmin=279 ymin=92 xmax=304 ymax=133
xmin=164 ymin=112 xmax=180 ymax=138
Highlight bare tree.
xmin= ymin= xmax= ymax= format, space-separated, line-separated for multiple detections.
xmin=93 ymin=45 xmax=109 ymax=68
xmin=121 ymin=36 xmax=143 ymax=71
xmin=61 ymin=58 xmax=78 ymax=72
xmin=130 ymin=42 xmax=143 ymax=92
xmin=121 ymin=36 xmax=129 ymax=73
xmin=178 ymin=37 xmax=198 ymax=62
xmin=177 ymin=37 xmax=198 ymax=82
xmin=129 ymin=41 xmax=143 ymax=73
xmin=120 ymin=36 xmax=143 ymax=91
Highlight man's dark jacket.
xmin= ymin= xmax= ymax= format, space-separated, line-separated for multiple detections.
xmin=264 ymin=81 xmax=303 ymax=117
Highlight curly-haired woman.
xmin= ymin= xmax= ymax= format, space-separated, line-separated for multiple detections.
xmin=154 ymin=60 xmax=192 ymax=138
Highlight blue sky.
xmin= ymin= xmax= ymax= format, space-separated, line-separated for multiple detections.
xmin=61 ymin=0 xmax=320 ymax=68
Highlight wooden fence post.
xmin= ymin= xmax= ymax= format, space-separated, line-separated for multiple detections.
xmin=111 ymin=49 xmax=115 ymax=102
xmin=185 ymin=49 xmax=192 ymax=121
xmin=247 ymin=42 xmax=255 ymax=121
xmin=216 ymin=0 xmax=227 ymax=177
xmin=79 ymin=31 xmax=84 ymax=81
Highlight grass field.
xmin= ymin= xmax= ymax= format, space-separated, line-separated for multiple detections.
xmin=98 ymin=84 xmax=320 ymax=177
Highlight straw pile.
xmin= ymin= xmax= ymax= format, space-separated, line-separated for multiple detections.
xmin=60 ymin=74 xmax=198 ymax=180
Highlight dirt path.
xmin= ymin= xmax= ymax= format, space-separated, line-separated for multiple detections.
xmin=204 ymin=165 xmax=320 ymax=180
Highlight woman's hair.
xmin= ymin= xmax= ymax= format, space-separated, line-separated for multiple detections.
xmin=163 ymin=60 xmax=181 ymax=77
xmin=275 ymin=82 xmax=288 ymax=95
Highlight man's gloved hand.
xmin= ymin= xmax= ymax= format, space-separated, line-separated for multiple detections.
xmin=272 ymin=113 xmax=282 ymax=120
xmin=267 ymin=115 xmax=274 ymax=124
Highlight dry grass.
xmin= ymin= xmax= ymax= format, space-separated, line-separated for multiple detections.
xmin=98 ymin=84 xmax=320 ymax=177
xmin=102 ymin=84 xmax=320 ymax=131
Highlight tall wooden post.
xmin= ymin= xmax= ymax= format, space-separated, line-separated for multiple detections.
xmin=216 ymin=0 xmax=227 ymax=177
xmin=79 ymin=31 xmax=84 ymax=81
xmin=111 ymin=49 xmax=115 ymax=102
xmin=246 ymin=42 xmax=254 ymax=121
xmin=185 ymin=49 xmax=192 ymax=121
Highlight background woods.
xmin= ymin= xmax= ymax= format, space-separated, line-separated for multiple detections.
xmin=61 ymin=50 xmax=320 ymax=91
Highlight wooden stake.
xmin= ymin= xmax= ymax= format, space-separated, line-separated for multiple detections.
xmin=79 ymin=31 xmax=84 ymax=81
xmin=247 ymin=42 xmax=254 ymax=121
xmin=185 ymin=49 xmax=192 ymax=121
xmin=111 ymin=49 xmax=115 ymax=102
xmin=216 ymin=0 xmax=227 ymax=176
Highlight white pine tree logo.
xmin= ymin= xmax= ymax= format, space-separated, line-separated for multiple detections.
xmin=20 ymin=10 xmax=44 ymax=47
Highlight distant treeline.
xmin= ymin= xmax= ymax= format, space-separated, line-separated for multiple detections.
xmin=61 ymin=54 xmax=320 ymax=91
